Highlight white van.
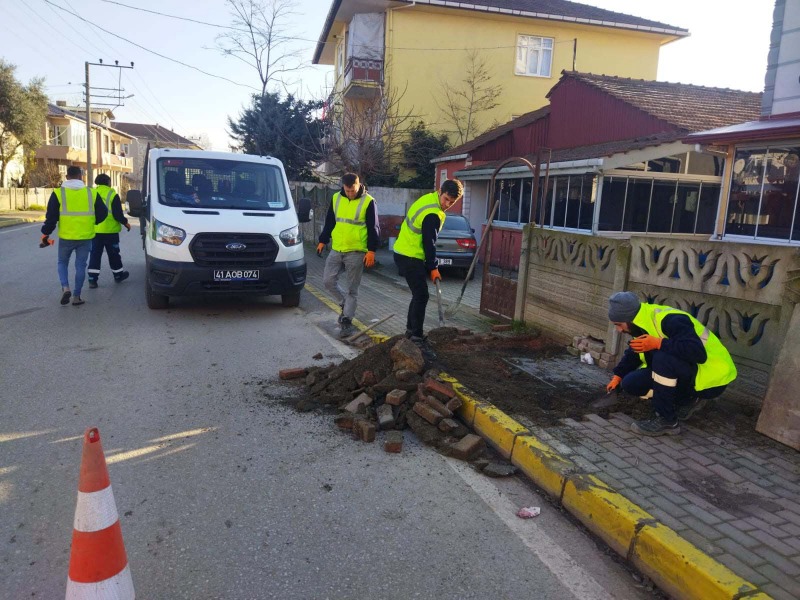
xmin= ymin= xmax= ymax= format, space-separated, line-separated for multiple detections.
xmin=126 ymin=148 xmax=311 ymax=309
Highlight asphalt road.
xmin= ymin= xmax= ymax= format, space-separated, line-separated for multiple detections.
xmin=0 ymin=222 xmax=653 ymax=599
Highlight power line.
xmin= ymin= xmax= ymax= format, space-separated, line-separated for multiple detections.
xmin=100 ymin=0 xmax=248 ymax=32
xmin=43 ymin=0 xmax=260 ymax=92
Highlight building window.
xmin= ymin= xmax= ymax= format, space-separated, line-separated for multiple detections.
xmin=515 ymin=35 xmax=553 ymax=78
xmin=535 ymin=174 xmax=595 ymax=230
xmin=726 ymin=146 xmax=800 ymax=241
xmin=599 ymin=175 xmax=719 ymax=235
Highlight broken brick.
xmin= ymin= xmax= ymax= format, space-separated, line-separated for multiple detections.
xmin=438 ymin=418 xmax=460 ymax=433
xmin=424 ymin=395 xmax=453 ymax=418
xmin=344 ymin=392 xmax=373 ymax=413
xmin=334 ymin=413 xmax=356 ymax=431
xmin=384 ymin=431 xmax=403 ymax=453
xmin=385 ymin=389 xmax=408 ymax=406
xmin=412 ymin=401 xmax=442 ymax=426
xmin=445 ymin=396 xmax=462 ymax=412
xmin=377 ymin=404 xmax=395 ymax=430
xmin=491 ymin=324 xmax=512 ymax=332
xmin=359 ymin=370 xmax=378 ymax=387
xmin=390 ymin=338 xmax=425 ymax=374
xmin=424 ymin=378 xmax=455 ymax=401
xmin=279 ymin=368 xmax=307 ymax=380
xmin=353 ymin=420 xmax=376 ymax=443
xmin=449 ymin=434 xmax=485 ymax=460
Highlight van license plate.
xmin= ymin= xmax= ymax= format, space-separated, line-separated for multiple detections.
xmin=214 ymin=270 xmax=259 ymax=281
xmin=438 ymin=259 xmax=453 ymax=265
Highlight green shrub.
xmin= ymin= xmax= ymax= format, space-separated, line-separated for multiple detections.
xmin=25 ymin=204 xmax=46 ymax=211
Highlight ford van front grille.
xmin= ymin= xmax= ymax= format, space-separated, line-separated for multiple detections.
xmin=190 ymin=233 xmax=279 ymax=267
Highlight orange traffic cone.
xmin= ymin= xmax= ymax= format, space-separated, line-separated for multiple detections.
xmin=66 ymin=427 xmax=135 ymax=599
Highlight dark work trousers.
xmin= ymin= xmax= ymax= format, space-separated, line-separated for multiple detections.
xmin=621 ymin=351 xmax=727 ymax=422
xmin=394 ymin=252 xmax=429 ymax=338
xmin=88 ymin=232 xmax=124 ymax=282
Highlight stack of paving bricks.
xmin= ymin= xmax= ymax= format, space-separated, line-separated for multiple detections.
xmin=282 ymin=337 xmax=486 ymax=459
xmin=570 ymin=335 xmax=616 ymax=369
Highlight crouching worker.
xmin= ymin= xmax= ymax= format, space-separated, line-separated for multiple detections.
xmin=606 ymin=291 xmax=737 ymax=437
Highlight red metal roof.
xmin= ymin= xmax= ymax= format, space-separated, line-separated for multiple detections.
xmin=550 ymin=72 xmax=762 ymax=132
xmin=686 ymin=116 xmax=800 ymax=144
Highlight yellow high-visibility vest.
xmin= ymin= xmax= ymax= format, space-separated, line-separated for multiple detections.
xmin=56 ymin=186 xmax=96 ymax=240
xmin=331 ymin=191 xmax=373 ymax=253
xmin=393 ymin=192 xmax=445 ymax=260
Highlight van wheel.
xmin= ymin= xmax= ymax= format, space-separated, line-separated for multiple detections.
xmin=145 ymin=275 xmax=169 ymax=309
xmin=281 ymin=291 xmax=301 ymax=307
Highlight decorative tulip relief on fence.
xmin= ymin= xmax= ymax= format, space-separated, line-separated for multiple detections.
xmin=628 ymin=238 xmax=800 ymax=369
xmin=532 ymin=233 xmax=616 ymax=275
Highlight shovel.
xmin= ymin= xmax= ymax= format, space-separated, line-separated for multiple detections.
xmin=343 ymin=313 xmax=395 ymax=344
xmin=434 ymin=279 xmax=445 ymax=327
xmin=591 ymin=388 xmax=620 ymax=410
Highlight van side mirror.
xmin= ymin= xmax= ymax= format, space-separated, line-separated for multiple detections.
xmin=296 ymin=197 xmax=312 ymax=223
xmin=126 ymin=189 xmax=143 ymax=218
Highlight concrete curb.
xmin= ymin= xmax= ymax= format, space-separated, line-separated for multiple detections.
xmin=307 ymin=289 xmax=770 ymax=599
xmin=0 ymin=216 xmax=44 ymax=228
xmin=439 ymin=373 xmax=771 ymax=600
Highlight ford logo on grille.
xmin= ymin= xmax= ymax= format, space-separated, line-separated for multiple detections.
xmin=226 ymin=242 xmax=247 ymax=251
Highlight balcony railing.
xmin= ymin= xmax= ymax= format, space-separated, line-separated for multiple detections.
xmin=343 ymin=57 xmax=383 ymax=99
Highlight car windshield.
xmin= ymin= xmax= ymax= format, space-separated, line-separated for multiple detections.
xmin=442 ymin=215 xmax=471 ymax=231
xmin=156 ymin=157 xmax=289 ymax=210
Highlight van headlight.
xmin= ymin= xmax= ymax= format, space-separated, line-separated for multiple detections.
xmin=279 ymin=225 xmax=302 ymax=247
xmin=154 ymin=220 xmax=186 ymax=246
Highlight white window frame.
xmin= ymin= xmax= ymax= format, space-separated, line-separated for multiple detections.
xmin=515 ymin=35 xmax=554 ymax=78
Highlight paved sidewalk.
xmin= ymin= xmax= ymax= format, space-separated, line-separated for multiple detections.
xmin=307 ymin=242 xmax=800 ymax=600
xmin=305 ymin=243 xmax=492 ymax=338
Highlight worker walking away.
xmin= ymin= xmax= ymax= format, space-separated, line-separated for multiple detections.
xmin=39 ymin=165 xmax=108 ymax=306
xmin=393 ymin=179 xmax=463 ymax=362
xmin=316 ymin=173 xmax=380 ymax=338
xmin=606 ymin=291 xmax=737 ymax=436
xmin=87 ymin=173 xmax=131 ymax=288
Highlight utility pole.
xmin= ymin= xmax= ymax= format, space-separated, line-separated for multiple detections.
xmin=84 ymin=60 xmax=134 ymax=185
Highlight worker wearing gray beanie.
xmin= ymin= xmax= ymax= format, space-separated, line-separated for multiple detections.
xmin=608 ymin=291 xmax=641 ymax=323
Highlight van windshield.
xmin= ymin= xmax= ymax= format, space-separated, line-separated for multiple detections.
xmin=156 ymin=157 xmax=289 ymax=210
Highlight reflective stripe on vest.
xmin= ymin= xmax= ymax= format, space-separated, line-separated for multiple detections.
xmin=393 ymin=192 xmax=445 ymax=260
xmin=57 ymin=187 xmax=96 ymax=240
xmin=331 ymin=191 xmax=371 ymax=253
xmin=94 ymin=185 xmax=121 ymax=234
xmin=632 ymin=303 xmax=737 ymax=391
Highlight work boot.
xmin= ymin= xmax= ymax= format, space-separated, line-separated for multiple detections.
xmin=114 ymin=271 xmax=130 ymax=283
xmin=409 ymin=335 xmax=437 ymax=362
xmin=340 ymin=317 xmax=356 ymax=338
xmin=630 ymin=415 xmax=680 ymax=437
xmin=72 ymin=296 xmax=85 ymax=306
xmin=677 ymin=397 xmax=709 ymax=421
xmin=60 ymin=289 xmax=72 ymax=305
xmin=88 ymin=279 xmax=98 ymax=289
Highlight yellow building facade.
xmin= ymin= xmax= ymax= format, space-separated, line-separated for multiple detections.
xmin=315 ymin=1 xmax=687 ymax=149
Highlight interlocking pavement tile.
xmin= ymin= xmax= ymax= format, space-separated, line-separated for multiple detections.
xmin=683 ymin=515 xmax=725 ymax=541
xmin=743 ymin=516 xmax=791 ymax=540
xmin=715 ymin=554 xmax=770 ymax=587
xmin=682 ymin=458 xmax=714 ymax=477
xmin=753 ymin=547 xmax=800 ymax=577
xmin=707 ymin=463 xmax=746 ymax=484
xmin=761 ymin=583 xmax=799 ymax=600
xmin=652 ymin=473 xmax=688 ymax=493
xmin=648 ymin=494 xmax=690 ymax=519
xmin=714 ymin=523 xmax=761 ymax=549
xmin=715 ymin=538 xmax=766 ymax=567
xmin=748 ymin=529 xmax=798 ymax=557
xmin=681 ymin=448 xmax=715 ymax=466
xmin=678 ymin=529 xmax=722 ymax=556
xmin=743 ymin=505 xmax=789 ymax=525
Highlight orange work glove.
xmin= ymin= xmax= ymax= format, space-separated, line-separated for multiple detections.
xmin=629 ymin=334 xmax=662 ymax=353
xmin=606 ymin=375 xmax=622 ymax=393
xmin=39 ymin=234 xmax=54 ymax=248
xmin=316 ymin=242 xmax=325 ymax=256
xmin=124 ymin=222 xmax=131 ymax=231
xmin=363 ymin=251 xmax=375 ymax=267
xmin=430 ymin=268 xmax=441 ymax=283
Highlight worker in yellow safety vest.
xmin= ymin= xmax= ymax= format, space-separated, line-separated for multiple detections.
xmin=392 ymin=178 xmax=463 ymax=361
xmin=40 ymin=165 xmax=108 ymax=306
xmin=316 ymin=173 xmax=380 ymax=338
xmin=606 ymin=291 xmax=737 ymax=436
xmin=87 ymin=173 xmax=131 ymax=289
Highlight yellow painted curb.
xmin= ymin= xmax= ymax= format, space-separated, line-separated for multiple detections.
xmin=472 ymin=404 xmax=529 ymax=459
xmin=632 ymin=523 xmax=766 ymax=600
xmin=510 ymin=434 xmax=575 ymax=498
xmin=561 ymin=473 xmax=652 ymax=557
xmin=438 ymin=372 xmax=488 ymax=427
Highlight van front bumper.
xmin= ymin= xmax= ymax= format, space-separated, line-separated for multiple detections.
xmin=146 ymin=256 xmax=306 ymax=296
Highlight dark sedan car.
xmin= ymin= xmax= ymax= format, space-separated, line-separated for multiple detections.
xmin=435 ymin=214 xmax=477 ymax=279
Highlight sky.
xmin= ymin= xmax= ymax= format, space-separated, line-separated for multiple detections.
xmin=1 ymin=0 xmax=774 ymax=151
